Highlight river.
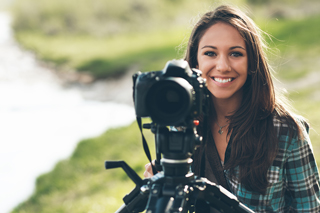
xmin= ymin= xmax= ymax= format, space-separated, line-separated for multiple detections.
xmin=0 ymin=12 xmax=135 ymax=213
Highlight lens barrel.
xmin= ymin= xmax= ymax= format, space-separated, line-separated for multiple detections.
xmin=146 ymin=77 xmax=193 ymax=126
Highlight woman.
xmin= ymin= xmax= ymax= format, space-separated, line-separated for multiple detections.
xmin=144 ymin=5 xmax=320 ymax=212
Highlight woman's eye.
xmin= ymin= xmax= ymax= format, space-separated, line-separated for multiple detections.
xmin=231 ymin=52 xmax=243 ymax=57
xmin=204 ymin=51 xmax=216 ymax=56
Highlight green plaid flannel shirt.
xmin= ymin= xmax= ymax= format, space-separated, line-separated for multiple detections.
xmin=225 ymin=117 xmax=320 ymax=212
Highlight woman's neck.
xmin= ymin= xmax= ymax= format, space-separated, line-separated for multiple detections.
xmin=211 ymin=94 xmax=242 ymax=124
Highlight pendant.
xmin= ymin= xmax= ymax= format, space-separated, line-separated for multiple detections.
xmin=218 ymin=128 xmax=223 ymax=135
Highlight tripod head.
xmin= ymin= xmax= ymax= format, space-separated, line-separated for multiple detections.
xmin=147 ymin=123 xmax=201 ymax=174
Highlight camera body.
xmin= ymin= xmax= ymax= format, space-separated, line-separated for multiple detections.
xmin=133 ymin=60 xmax=207 ymax=127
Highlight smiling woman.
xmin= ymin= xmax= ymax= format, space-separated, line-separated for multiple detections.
xmin=186 ymin=5 xmax=320 ymax=213
xmin=144 ymin=5 xmax=320 ymax=213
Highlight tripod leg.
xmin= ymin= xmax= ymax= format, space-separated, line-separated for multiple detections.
xmin=146 ymin=183 xmax=193 ymax=213
xmin=170 ymin=185 xmax=191 ymax=213
xmin=193 ymin=178 xmax=254 ymax=213
xmin=146 ymin=184 xmax=172 ymax=213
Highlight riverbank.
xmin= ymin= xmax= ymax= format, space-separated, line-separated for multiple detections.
xmin=55 ymin=66 xmax=136 ymax=106
xmin=0 ymin=12 xmax=136 ymax=213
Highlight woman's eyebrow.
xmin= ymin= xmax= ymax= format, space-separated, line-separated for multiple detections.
xmin=230 ymin=46 xmax=246 ymax=50
xmin=201 ymin=45 xmax=217 ymax=49
xmin=201 ymin=45 xmax=246 ymax=50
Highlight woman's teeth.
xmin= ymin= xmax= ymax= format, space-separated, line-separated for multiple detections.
xmin=214 ymin=77 xmax=232 ymax=83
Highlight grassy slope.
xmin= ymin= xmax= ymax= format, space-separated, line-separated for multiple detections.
xmin=12 ymin=12 xmax=320 ymax=213
xmin=10 ymin=0 xmax=244 ymax=79
xmin=260 ymin=15 xmax=320 ymax=80
xmin=12 ymin=122 xmax=155 ymax=213
xmin=15 ymin=28 xmax=188 ymax=78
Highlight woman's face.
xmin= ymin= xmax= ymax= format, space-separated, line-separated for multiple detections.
xmin=197 ymin=22 xmax=248 ymax=101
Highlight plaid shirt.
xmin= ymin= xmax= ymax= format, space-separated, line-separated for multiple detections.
xmin=225 ymin=117 xmax=320 ymax=212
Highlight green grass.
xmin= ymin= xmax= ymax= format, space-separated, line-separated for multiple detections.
xmin=275 ymin=66 xmax=310 ymax=81
xmin=265 ymin=15 xmax=320 ymax=54
xmin=15 ymin=28 xmax=188 ymax=78
xmin=288 ymin=88 xmax=320 ymax=157
xmin=251 ymin=15 xmax=320 ymax=82
xmin=12 ymin=122 xmax=155 ymax=213
xmin=265 ymin=16 xmax=320 ymax=60
xmin=10 ymin=0 xmax=219 ymax=36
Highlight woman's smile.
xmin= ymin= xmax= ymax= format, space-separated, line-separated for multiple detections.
xmin=213 ymin=77 xmax=233 ymax=83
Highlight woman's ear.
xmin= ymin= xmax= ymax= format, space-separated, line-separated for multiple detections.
xmin=196 ymin=64 xmax=199 ymax=69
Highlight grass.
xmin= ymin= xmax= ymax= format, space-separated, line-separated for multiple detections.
xmin=10 ymin=0 xmax=220 ymax=36
xmin=12 ymin=122 xmax=155 ymax=213
xmin=288 ymin=89 xmax=320 ymax=158
xmin=15 ymin=28 xmax=188 ymax=78
xmin=258 ymin=15 xmax=320 ymax=81
xmin=265 ymin=15 xmax=320 ymax=54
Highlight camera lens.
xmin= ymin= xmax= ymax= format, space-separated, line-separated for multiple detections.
xmin=156 ymin=86 xmax=181 ymax=113
xmin=146 ymin=78 xmax=193 ymax=126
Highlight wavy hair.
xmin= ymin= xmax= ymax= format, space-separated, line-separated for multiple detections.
xmin=185 ymin=5 xmax=306 ymax=194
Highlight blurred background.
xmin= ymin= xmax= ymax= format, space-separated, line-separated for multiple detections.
xmin=1 ymin=0 xmax=320 ymax=212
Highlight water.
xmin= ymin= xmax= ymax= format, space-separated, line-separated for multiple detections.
xmin=0 ymin=12 xmax=135 ymax=213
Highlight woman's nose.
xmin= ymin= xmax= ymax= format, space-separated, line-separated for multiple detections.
xmin=216 ymin=55 xmax=231 ymax=72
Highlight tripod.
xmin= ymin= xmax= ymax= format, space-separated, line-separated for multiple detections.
xmin=105 ymin=124 xmax=255 ymax=213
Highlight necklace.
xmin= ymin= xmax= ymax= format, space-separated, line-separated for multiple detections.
xmin=215 ymin=121 xmax=228 ymax=135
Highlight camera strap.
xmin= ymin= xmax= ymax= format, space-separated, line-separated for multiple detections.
xmin=136 ymin=117 xmax=157 ymax=175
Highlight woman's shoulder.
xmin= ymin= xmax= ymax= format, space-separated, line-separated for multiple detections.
xmin=272 ymin=112 xmax=308 ymax=134
xmin=272 ymin=112 xmax=310 ymax=152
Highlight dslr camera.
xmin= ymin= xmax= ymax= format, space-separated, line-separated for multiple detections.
xmin=133 ymin=60 xmax=207 ymax=127
xmin=106 ymin=60 xmax=255 ymax=213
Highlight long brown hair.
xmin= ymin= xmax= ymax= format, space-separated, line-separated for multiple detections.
xmin=185 ymin=5 xmax=306 ymax=194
